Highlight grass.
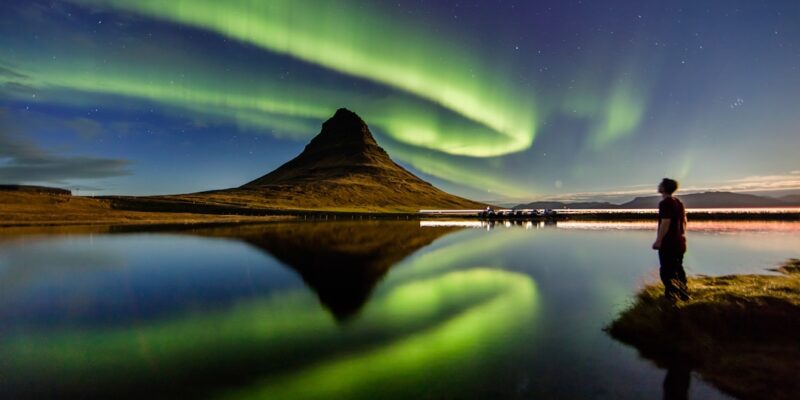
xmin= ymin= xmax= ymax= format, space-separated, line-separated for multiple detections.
xmin=0 ymin=191 xmax=290 ymax=227
xmin=607 ymin=259 xmax=800 ymax=400
xmin=0 ymin=179 xmax=485 ymax=227
xmin=146 ymin=179 xmax=486 ymax=214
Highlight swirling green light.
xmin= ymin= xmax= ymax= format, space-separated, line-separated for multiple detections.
xmin=559 ymin=79 xmax=647 ymax=150
xmin=591 ymin=81 xmax=646 ymax=149
xmin=70 ymin=0 xmax=537 ymax=157
xmin=0 ymin=1 xmax=655 ymax=197
xmin=0 ymin=31 xmax=532 ymax=193
xmin=385 ymin=143 xmax=532 ymax=198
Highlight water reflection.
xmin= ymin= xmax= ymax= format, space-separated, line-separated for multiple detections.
xmin=419 ymin=219 xmax=556 ymax=230
xmin=4 ymin=219 xmax=793 ymax=398
xmin=663 ymin=362 xmax=692 ymax=400
xmin=192 ymin=221 xmax=463 ymax=321
xmin=556 ymin=220 xmax=800 ymax=233
xmin=0 ymin=221 xmax=540 ymax=399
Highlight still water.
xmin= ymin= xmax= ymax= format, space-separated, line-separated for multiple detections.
xmin=1 ymin=220 xmax=798 ymax=399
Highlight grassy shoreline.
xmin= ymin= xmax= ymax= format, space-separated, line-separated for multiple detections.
xmin=607 ymin=259 xmax=800 ymax=400
xmin=0 ymin=191 xmax=420 ymax=228
xmin=2 ymin=190 xmax=798 ymax=228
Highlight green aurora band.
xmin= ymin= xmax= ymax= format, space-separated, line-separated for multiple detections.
xmin=70 ymin=0 xmax=537 ymax=158
xmin=0 ymin=1 xmax=651 ymax=196
xmin=0 ymin=30 xmax=529 ymax=193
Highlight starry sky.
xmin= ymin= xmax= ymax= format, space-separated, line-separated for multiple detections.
xmin=1 ymin=0 xmax=798 ymax=202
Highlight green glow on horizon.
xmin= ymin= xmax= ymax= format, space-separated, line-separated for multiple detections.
xmin=70 ymin=0 xmax=538 ymax=157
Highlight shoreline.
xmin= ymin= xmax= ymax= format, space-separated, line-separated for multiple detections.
xmin=2 ymin=211 xmax=798 ymax=228
xmin=2 ymin=190 xmax=798 ymax=229
xmin=606 ymin=259 xmax=800 ymax=400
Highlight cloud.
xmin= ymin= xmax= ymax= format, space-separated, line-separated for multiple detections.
xmin=715 ymin=173 xmax=800 ymax=192
xmin=0 ymin=110 xmax=130 ymax=184
xmin=0 ymin=155 xmax=131 ymax=183
xmin=65 ymin=117 xmax=104 ymax=139
xmin=527 ymin=171 xmax=800 ymax=203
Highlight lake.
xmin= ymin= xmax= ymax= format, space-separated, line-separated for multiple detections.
xmin=1 ymin=220 xmax=799 ymax=399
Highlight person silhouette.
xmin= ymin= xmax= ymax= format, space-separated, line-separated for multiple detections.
xmin=651 ymin=178 xmax=689 ymax=300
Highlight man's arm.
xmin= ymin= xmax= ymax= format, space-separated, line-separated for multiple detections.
xmin=653 ymin=218 xmax=671 ymax=249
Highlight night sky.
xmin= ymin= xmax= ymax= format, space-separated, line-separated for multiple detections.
xmin=1 ymin=0 xmax=798 ymax=202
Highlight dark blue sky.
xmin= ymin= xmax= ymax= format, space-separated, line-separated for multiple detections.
xmin=1 ymin=0 xmax=798 ymax=201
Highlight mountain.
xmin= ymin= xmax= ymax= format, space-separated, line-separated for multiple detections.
xmin=165 ymin=108 xmax=484 ymax=213
xmin=514 ymin=191 xmax=800 ymax=210
xmin=779 ymin=195 xmax=800 ymax=206
xmin=620 ymin=192 xmax=790 ymax=209
xmin=243 ymin=108 xmax=392 ymax=187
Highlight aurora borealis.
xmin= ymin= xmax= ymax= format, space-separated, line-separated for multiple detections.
xmin=1 ymin=1 xmax=798 ymax=200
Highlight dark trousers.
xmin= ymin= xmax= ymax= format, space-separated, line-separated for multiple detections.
xmin=658 ymin=249 xmax=688 ymax=299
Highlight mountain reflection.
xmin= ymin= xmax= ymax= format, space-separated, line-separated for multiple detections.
xmin=192 ymin=221 xmax=463 ymax=321
xmin=0 ymin=221 xmax=541 ymax=399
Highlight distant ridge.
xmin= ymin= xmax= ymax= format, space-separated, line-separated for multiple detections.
xmin=780 ymin=194 xmax=800 ymax=205
xmin=621 ymin=192 xmax=791 ymax=209
xmin=516 ymin=191 xmax=800 ymax=210
xmin=0 ymin=185 xmax=71 ymax=195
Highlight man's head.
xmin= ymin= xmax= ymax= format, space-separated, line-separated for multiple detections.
xmin=658 ymin=178 xmax=679 ymax=196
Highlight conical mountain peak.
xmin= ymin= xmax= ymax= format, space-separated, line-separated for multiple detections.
xmin=307 ymin=108 xmax=378 ymax=149
xmin=243 ymin=108 xmax=396 ymax=186
xmin=238 ymin=108 xmax=486 ymax=212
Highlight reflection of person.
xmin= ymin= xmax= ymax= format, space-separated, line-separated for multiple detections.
xmin=663 ymin=361 xmax=691 ymax=400
xmin=652 ymin=178 xmax=689 ymax=300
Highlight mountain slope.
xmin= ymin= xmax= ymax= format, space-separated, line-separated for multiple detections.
xmin=243 ymin=108 xmax=393 ymax=187
xmin=173 ymin=108 xmax=485 ymax=213
xmin=779 ymin=195 xmax=800 ymax=206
